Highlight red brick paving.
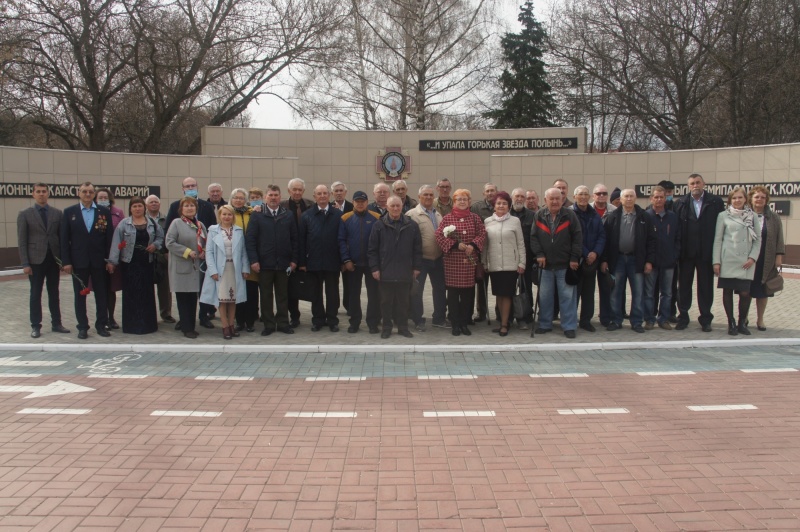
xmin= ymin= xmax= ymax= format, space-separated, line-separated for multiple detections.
xmin=0 ymin=372 xmax=799 ymax=530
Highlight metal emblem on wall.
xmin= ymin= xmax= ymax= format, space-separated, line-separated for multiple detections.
xmin=376 ymin=148 xmax=411 ymax=181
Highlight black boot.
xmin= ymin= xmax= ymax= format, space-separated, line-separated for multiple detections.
xmin=728 ymin=319 xmax=738 ymax=336
xmin=738 ymin=295 xmax=752 ymax=335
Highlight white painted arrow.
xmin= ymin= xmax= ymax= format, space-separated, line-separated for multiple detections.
xmin=0 ymin=356 xmax=65 ymax=367
xmin=0 ymin=380 xmax=94 ymax=398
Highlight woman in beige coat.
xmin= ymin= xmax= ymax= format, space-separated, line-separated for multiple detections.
xmin=482 ymin=191 xmax=526 ymax=336
xmin=712 ymin=187 xmax=761 ymax=336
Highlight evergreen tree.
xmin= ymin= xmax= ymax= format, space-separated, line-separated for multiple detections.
xmin=484 ymin=1 xmax=557 ymax=128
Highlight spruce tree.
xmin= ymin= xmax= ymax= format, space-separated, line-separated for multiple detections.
xmin=484 ymin=1 xmax=557 ymax=128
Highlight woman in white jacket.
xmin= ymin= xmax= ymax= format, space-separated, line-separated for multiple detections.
xmin=482 ymin=191 xmax=526 ymax=336
xmin=200 ymin=205 xmax=250 ymax=339
xmin=712 ymin=187 xmax=761 ymax=336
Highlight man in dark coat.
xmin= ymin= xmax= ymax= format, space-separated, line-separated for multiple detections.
xmin=368 ymin=196 xmax=422 ymax=338
xmin=470 ymin=182 xmax=497 ymax=323
xmin=644 ymin=185 xmax=681 ymax=330
xmin=280 ymin=178 xmax=314 ymax=327
xmin=674 ymin=173 xmax=725 ymax=332
xmin=18 ymin=183 xmax=70 ymax=338
xmin=246 ymin=184 xmax=298 ymax=336
xmin=299 ymin=184 xmax=342 ymax=332
xmin=60 ymin=181 xmax=114 ymax=339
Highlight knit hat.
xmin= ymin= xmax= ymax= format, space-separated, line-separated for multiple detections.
xmin=610 ymin=187 xmax=621 ymax=203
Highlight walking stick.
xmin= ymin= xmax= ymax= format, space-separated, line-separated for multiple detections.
xmin=530 ymin=266 xmax=542 ymax=338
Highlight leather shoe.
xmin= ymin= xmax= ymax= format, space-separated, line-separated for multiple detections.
xmin=31 ymin=327 xmax=41 ymax=338
xmin=606 ymin=323 xmax=621 ymax=331
xmin=460 ymin=326 xmax=472 ymax=336
xmin=579 ymin=322 xmax=596 ymax=333
xmin=175 ymin=321 xmax=182 ymax=330
xmin=51 ymin=325 xmax=70 ymax=334
xmin=234 ymin=324 xmax=244 ymax=332
xmin=97 ymin=328 xmax=111 ymax=337
xmin=77 ymin=330 xmax=88 ymax=339
xmin=398 ymin=330 xmax=414 ymax=338
xmin=564 ymin=330 xmax=576 ymax=339
xmin=200 ymin=320 xmax=215 ymax=329
xmin=701 ymin=324 xmax=712 ymax=333
xmin=246 ymin=326 xmax=256 ymax=333
xmin=277 ymin=326 xmax=294 ymax=334
xmin=348 ymin=326 xmax=359 ymax=333
xmin=311 ymin=325 xmax=323 ymax=332
xmin=290 ymin=320 xmax=300 ymax=328
xmin=369 ymin=326 xmax=380 ymax=334
xmin=183 ymin=330 xmax=199 ymax=339
xmin=108 ymin=320 xmax=120 ymax=330
xmin=329 ymin=325 xmax=339 ymax=332
xmin=261 ymin=328 xmax=273 ymax=336
xmin=675 ymin=321 xmax=688 ymax=331
xmin=381 ymin=330 xmax=391 ymax=339
xmin=632 ymin=325 xmax=645 ymax=333
xmin=162 ymin=316 xmax=176 ymax=323
xmin=452 ymin=327 xmax=461 ymax=336
xmin=534 ymin=327 xmax=552 ymax=334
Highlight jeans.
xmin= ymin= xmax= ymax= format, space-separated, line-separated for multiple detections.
xmin=644 ymin=267 xmax=674 ymax=325
xmin=411 ymin=258 xmax=446 ymax=325
xmin=538 ymin=269 xmax=577 ymax=331
xmin=611 ymin=255 xmax=644 ymax=327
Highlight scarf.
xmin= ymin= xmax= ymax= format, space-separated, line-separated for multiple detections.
xmin=181 ymin=216 xmax=206 ymax=254
xmin=728 ymin=206 xmax=757 ymax=242
xmin=451 ymin=206 xmax=472 ymax=218
xmin=492 ymin=212 xmax=511 ymax=222
xmin=233 ymin=205 xmax=250 ymax=215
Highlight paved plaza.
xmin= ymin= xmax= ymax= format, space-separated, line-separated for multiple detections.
xmin=0 ymin=273 xmax=799 ymax=530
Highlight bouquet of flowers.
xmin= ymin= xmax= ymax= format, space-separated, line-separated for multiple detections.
xmin=54 ymin=257 xmax=91 ymax=296
xmin=443 ymin=225 xmax=476 ymax=265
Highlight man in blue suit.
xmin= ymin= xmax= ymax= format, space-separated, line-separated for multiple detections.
xmin=60 ymin=182 xmax=114 ymax=339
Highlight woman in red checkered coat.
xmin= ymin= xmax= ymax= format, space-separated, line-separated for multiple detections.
xmin=435 ymin=189 xmax=487 ymax=337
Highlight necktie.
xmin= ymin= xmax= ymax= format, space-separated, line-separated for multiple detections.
xmin=39 ymin=207 xmax=48 ymax=229
xmin=273 ymin=209 xmax=277 ymax=217
xmin=295 ymin=201 xmax=302 ymax=222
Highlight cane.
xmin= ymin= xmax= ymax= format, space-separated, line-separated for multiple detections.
xmin=530 ymin=266 xmax=542 ymax=338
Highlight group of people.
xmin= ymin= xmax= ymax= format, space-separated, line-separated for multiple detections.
xmin=17 ymin=172 xmax=784 ymax=340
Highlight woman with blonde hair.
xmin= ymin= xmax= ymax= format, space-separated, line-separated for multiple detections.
xmin=435 ymin=189 xmax=486 ymax=336
xmin=747 ymin=186 xmax=785 ymax=331
xmin=229 ymin=188 xmax=259 ymax=332
xmin=712 ymin=186 xmax=761 ymax=336
xmin=200 ymin=204 xmax=250 ymax=340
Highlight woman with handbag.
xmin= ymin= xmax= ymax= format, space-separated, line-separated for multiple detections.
xmin=482 ymin=191 xmax=525 ymax=336
xmin=747 ymin=186 xmax=785 ymax=331
xmin=435 ymin=189 xmax=486 ymax=337
xmin=107 ymin=196 xmax=163 ymax=334
xmin=712 ymin=187 xmax=761 ymax=336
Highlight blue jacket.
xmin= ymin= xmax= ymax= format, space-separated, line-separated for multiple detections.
xmin=200 ymin=225 xmax=250 ymax=307
xmin=298 ymin=204 xmax=342 ymax=271
xmin=339 ymin=209 xmax=380 ymax=268
xmin=109 ymin=217 xmax=164 ymax=265
xmin=645 ymin=207 xmax=681 ymax=269
xmin=245 ymin=208 xmax=298 ymax=271
xmin=572 ymin=204 xmax=606 ymax=259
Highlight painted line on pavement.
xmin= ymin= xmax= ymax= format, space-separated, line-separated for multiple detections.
xmin=418 ymin=375 xmax=477 ymax=380
xmin=151 ymin=410 xmax=222 ymax=417
xmin=285 ymin=412 xmax=357 ymax=418
xmin=0 ymin=356 xmax=65 ymax=367
xmin=0 ymin=373 xmax=42 ymax=378
xmin=18 ymin=408 xmax=91 ymax=415
xmin=740 ymin=368 xmax=797 ymax=373
xmin=195 ymin=376 xmax=254 ymax=381
xmin=88 ymin=374 xmax=149 ymax=379
xmin=687 ymin=404 xmax=758 ymax=411
xmin=423 ymin=411 xmax=495 ymax=417
xmin=305 ymin=377 xmax=366 ymax=382
xmin=637 ymin=371 xmax=696 ymax=376
xmin=530 ymin=373 xmax=589 ymax=378
xmin=558 ymin=408 xmax=629 ymax=415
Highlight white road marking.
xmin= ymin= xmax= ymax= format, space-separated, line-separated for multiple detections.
xmin=740 ymin=368 xmax=797 ymax=373
xmin=637 ymin=371 xmax=696 ymax=376
xmin=687 ymin=404 xmax=758 ymax=411
xmin=0 ymin=373 xmax=42 ymax=378
xmin=285 ymin=412 xmax=357 ymax=418
xmin=195 ymin=376 xmax=254 ymax=381
xmin=530 ymin=373 xmax=589 ymax=378
xmin=418 ymin=375 xmax=477 ymax=380
xmin=17 ymin=408 xmax=90 ymax=415
xmin=558 ymin=408 xmax=629 ymax=415
xmin=0 ymin=356 xmax=65 ymax=367
xmin=150 ymin=410 xmax=222 ymax=417
xmin=0 ymin=380 xmax=94 ymax=398
xmin=305 ymin=377 xmax=366 ymax=382
xmin=422 ymin=411 xmax=495 ymax=417
xmin=88 ymin=374 xmax=149 ymax=379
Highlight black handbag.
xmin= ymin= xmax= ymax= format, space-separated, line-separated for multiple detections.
xmin=288 ymin=270 xmax=316 ymax=302
xmin=512 ymin=274 xmax=530 ymax=320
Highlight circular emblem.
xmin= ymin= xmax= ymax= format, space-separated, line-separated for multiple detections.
xmin=381 ymin=151 xmax=406 ymax=179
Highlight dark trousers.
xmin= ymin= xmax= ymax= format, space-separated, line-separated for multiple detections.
xmin=518 ymin=265 xmax=534 ymax=324
xmin=258 ymin=271 xmax=289 ymax=330
xmin=197 ymin=262 xmax=213 ymax=321
xmin=288 ymin=297 xmax=300 ymax=323
xmin=29 ymin=251 xmax=62 ymax=328
xmin=347 ymin=267 xmax=380 ymax=329
xmin=597 ymin=269 xmax=613 ymax=326
xmin=380 ymin=281 xmax=411 ymax=331
xmin=176 ymin=292 xmax=198 ymax=333
xmin=72 ymin=267 xmax=108 ymax=331
xmin=678 ymin=257 xmax=715 ymax=326
xmin=475 ymin=277 xmax=488 ymax=318
xmin=411 ymin=258 xmax=446 ymax=325
xmin=577 ymin=262 xmax=598 ymax=324
xmin=341 ymin=270 xmax=350 ymax=312
xmin=448 ymin=286 xmax=475 ymax=328
xmin=310 ymin=270 xmax=340 ymax=327
xmin=236 ymin=279 xmax=260 ymax=327
xmin=155 ymin=259 xmax=173 ymax=319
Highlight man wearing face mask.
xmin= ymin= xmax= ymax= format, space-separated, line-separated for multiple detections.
xmin=165 ymin=177 xmax=218 ymax=328
xmin=658 ymin=180 xmax=676 ymax=211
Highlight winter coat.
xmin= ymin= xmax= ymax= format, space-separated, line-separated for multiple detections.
xmin=298 ymin=204 xmax=342 ymax=271
xmin=601 ymin=205 xmax=656 ymax=273
xmin=245 ymin=207 xmax=298 ymax=272
xmin=339 ymin=209 xmax=381 ymax=267
xmin=406 ymin=204 xmax=443 ymax=261
xmin=165 ymin=198 xmax=217 ymax=234
xmin=367 ymin=214 xmax=422 ymax=282
xmin=435 ymin=210 xmax=487 ymax=288
xmin=165 ymin=217 xmax=207 ymax=293
xmin=108 ymin=217 xmax=164 ymax=265
xmin=645 ymin=208 xmax=681 ymax=269
xmin=482 ymin=215 xmax=525 ymax=273
xmin=756 ymin=209 xmax=785 ymax=284
xmin=712 ymin=209 xmax=761 ymax=281
xmin=675 ymin=191 xmax=725 ymax=262
xmin=572 ymin=204 xmax=606 ymax=259
xmin=530 ymin=207 xmax=583 ymax=271
xmin=200 ymin=225 xmax=250 ymax=306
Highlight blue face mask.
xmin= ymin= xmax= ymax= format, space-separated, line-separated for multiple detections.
xmin=250 ymin=200 xmax=263 ymax=208
xmin=97 ymin=200 xmax=110 ymax=208
xmin=666 ymin=195 xmax=673 ymax=201
xmin=184 ymin=189 xmax=198 ymax=199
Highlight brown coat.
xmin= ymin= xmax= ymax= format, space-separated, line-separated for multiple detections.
xmin=758 ymin=209 xmax=785 ymax=284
